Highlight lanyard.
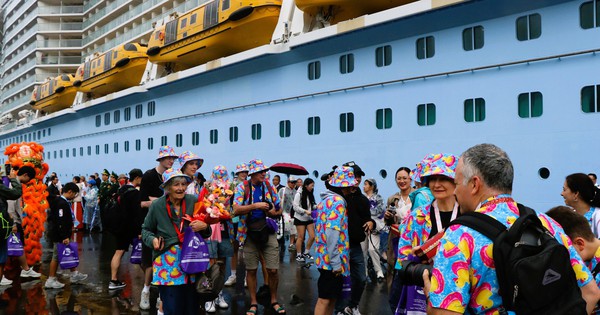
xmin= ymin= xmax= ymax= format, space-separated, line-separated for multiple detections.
xmin=432 ymin=200 xmax=459 ymax=233
xmin=166 ymin=196 xmax=186 ymax=243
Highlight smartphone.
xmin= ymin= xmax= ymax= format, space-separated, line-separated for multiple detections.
xmin=158 ymin=236 xmax=164 ymax=249
xmin=5 ymin=164 xmax=11 ymax=175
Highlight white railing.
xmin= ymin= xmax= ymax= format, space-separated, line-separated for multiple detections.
xmin=38 ymin=22 xmax=83 ymax=31
xmin=83 ymin=0 xmax=130 ymax=29
xmin=38 ymin=6 xmax=84 ymax=15
xmin=2 ymin=59 xmax=37 ymax=85
xmin=3 ymin=42 xmax=36 ymax=72
xmin=38 ymin=56 xmax=83 ymax=65
xmin=4 ymin=0 xmax=36 ymax=31
xmin=2 ymin=76 xmax=36 ymax=100
xmin=37 ymin=39 xmax=83 ymax=48
xmin=4 ymin=8 xmax=38 ymax=43
xmin=3 ymin=26 xmax=37 ymax=58
xmin=83 ymin=0 xmax=166 ymax=45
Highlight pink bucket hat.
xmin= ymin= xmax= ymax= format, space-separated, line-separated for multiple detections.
xmin=248 ymin=159 xmax=269 ymax=175
xmin=178 ymin=151 xmax=204 ymax=168
xmin=211 ymin=165 xmax=229 ymax=182
xmin=161 ymin=168 xmax=192 ymax=188
xmin=156 ymin=146 xmax=178 ymax=161
xmin=235 ymin=163 xmax=249 ymax=174
xmin=420 ymin=153 xmax=458 ymax=180
xmin=329 ymin=166 xmax=358 ymax=187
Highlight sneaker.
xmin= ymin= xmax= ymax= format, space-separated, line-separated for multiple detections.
xmin=224 ymin=274 xmax=236 ymax=286
xmin=296 ymin=254 xmax=305 ymax=262
xmin=44 ymin=277 xmax=65 ymax=289
xmin=205 ymin=300 xmax=216 ymax=313
xmin=303 ymin=252 xmax=314 ymax=260
xmin=70 ymin=272 xmax=88 ymax=284
xmin=139 ymin=290 xmax=150 ymax=310
xmin=343 ymin=306 xmax=361 ymax=315
xmin=0 ymin=276 xmax=12 ymax=286
xmin=216 ymin=291 xmax=229 ymax=308
xmin=20 ymin=268 xmax=41 ymax=278
xmin=108 ymin=280 xmax=126 ymax=290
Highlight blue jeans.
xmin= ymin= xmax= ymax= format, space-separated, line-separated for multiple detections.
xmin=335 ymin=243 xmax=367 ymax=311
xmin=158 ymin=283 xmax=199 ymax=315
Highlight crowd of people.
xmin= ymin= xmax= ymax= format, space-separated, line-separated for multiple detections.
xmin=2 ymin=143 xmax=600 ymax=314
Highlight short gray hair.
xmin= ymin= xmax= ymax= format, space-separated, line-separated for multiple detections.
xmin=461 ymin=143 xmax=513 ymax=193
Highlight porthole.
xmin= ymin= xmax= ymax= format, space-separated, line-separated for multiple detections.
xmin=380 ymin=169 xmax=388 ymax=179
xmin=538 ymin=167 xmax=550 ymax=179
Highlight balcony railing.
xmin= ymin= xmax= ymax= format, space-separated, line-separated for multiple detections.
xmin=37 ymin=39 xmax=83 ymax=48
xmin=2 ymin=59 xmax=37 ymax=85
xmin=3 ymin=42 xmax=36 ymax=72
xmin=2 ymin=76 xmax=36 ymax=100
xmin=38 ymin=22 xmax=83 ymax=32
xmin=83 ymin=0 xmax=166 ymax=45
xmin=4 ymin=8 xmax=37 ymax=43
xmin=5 ymin=0 xmax=36 ymax=31
xmin=38 ymin=6 xmax=84 ymax=15
xmin=3 ymin=26 xmax=37 ymax=57
xmin=1 ymin=95 xmax=31 ymax=115
xmin=38 ymin=56 xmax=83 ymax=65
xmin=83 ymin=0 xmax=130 ymax=29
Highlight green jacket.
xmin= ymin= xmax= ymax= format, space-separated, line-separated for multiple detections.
xmin=142 ymin=194 xmax=211 ymax=260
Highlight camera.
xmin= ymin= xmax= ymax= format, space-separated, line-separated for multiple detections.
xmin=397 ymin=260 xmax=432 ymax=287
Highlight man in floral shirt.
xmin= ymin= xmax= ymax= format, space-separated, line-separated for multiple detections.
xmin=233 ymin=159 xmax=284 ymax=315
xmin=423 ymin=144 xmax=600 ymax=315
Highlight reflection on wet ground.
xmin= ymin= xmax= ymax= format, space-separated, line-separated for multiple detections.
xmin=0 ymin=232 xmax=392 ymax=314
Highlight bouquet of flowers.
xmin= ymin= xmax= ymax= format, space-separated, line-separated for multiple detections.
xmin=185 ymin=180 xmax=233 ymax=225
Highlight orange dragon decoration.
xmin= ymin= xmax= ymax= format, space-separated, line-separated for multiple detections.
xmin=4 ymin=142 xmax=49 ymax=266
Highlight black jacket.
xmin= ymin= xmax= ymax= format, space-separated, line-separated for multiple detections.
xmin=115 ymin=185 xmax=143 ymax=238
xmin=346 ymin=189 xmax=375 ymax=245
xmin=47 ymin=195 xmax=73 ymax=242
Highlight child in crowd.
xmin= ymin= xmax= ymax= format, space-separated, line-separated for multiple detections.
xmin=547 ymin=206 xmax=600 ymax=298
xmin=45 ymin=182 xmax=88 ymax=289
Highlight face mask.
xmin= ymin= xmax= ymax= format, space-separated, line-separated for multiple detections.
xmin=119 ymin=179 xmax=126 ymax=186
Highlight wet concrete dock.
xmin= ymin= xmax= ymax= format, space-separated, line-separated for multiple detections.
xmin=0 ymin=231 xmax=393 ymax=314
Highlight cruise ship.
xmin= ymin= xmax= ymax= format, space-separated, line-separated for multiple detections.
xmin=0 ymin=0 xmax=598 ymax=212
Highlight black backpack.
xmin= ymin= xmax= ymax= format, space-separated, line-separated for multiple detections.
xmin=104 ymin=186 xmax=136 ymax=234
xmin=452 ymin=204 xmax=587 ymax=315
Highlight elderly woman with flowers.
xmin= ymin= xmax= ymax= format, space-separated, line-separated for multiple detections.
xmin=141 ymin=169 xmax=212 ymax=314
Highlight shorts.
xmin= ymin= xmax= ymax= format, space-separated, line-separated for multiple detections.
xmin=141 ymin=243 xmax=153 ymax=269
xmin=294 ymin=218 xmax=314 ymax=226
xmin=52 ymin=243 xmax=59 ymax=261
xmin=317 ymin=269 xmax=343 ymax=299
xmin=243 ymin=233 xmax=279 ymax=270
xmin=115 ymin=236 xmax=131 ymax=251
xmin=207 ymin=239 xmax=233 ymax=259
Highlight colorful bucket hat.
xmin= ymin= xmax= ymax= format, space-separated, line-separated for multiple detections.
xmin=160 ymin=168 xmax=192 ymax=188
xmin=410 ymin=168 xmax=420 ymax=183
xmin=329 ymin=166 xmax=358 ymax=187
xmin=248 ymin=159 xmax=269 ymax=175
xmin=156 ymin=146 xmax=178 ymax=161
xmin=235 ymin=163 xmax=249 ymax=174
xmin=178 ymin=151 xmax=204 ymax=168
xmin=420 ymin=153 xmax=459 ymax=180
xmin=211 ymin=165 xmax=229 ymax=182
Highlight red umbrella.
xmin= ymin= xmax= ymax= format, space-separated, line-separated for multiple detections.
xmin=269 ymin=162 xmax=309 ymax=175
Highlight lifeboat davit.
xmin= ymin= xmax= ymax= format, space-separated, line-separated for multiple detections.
xmin=73 ymin=43 xmax=148 ymax=98
xmin=29 ymin=74 xmax=78 ymax=113
xmin=146 ymin=0 xmax=282 ymax=70
xmin=296 ymin=0 xmax=419 ymax=24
